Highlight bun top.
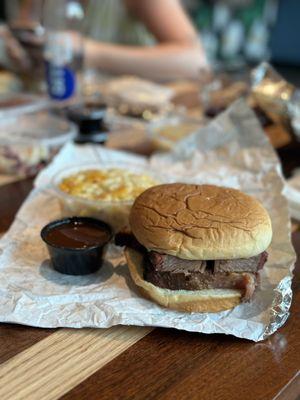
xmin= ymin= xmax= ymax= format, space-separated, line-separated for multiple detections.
xmin=129 ymin=183 xmax=272 ymax=260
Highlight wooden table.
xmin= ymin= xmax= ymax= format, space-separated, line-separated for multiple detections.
xmin=0 ymin=84 xmax=300 ymax=399
xmin=0 ymin=170 xmax=299 ymax=400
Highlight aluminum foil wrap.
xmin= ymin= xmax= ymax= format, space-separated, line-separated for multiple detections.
xmin=289 ymin=89 xmax=300 ymax=140
xmin=251 ymin=62 xmax=295 ymax=121
xmin=0 ymin=100 xmax=296 ymax=341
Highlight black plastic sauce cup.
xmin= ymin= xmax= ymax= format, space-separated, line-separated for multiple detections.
xmin=41 ymin=217 xmax=113 ymax=275
xmin=66 ymin=103 xmax=109 ymax=144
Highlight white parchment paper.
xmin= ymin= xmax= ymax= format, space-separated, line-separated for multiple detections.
xmin=0 ymin=100 xmax=296 ymax=341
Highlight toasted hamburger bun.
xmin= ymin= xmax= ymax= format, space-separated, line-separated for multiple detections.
xmin=130 ymin=183 xmax=272 ymax=260
xmin=125 ymin=247 xmax=242 ymax=312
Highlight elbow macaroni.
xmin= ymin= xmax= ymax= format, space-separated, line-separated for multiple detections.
xmin=59 ymin=169 xmax=158 ymax=201
xmin=57 ymin=168 xmax=158 ymax=231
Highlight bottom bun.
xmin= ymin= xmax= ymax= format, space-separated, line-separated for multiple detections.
xmin=125 ymin=247 xmax=242 ymax=313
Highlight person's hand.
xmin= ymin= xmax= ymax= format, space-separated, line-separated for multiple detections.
xmin=0 ymin=24 xmax=31 ymax=72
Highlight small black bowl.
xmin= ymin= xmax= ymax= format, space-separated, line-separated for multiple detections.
xmin=41 ymin=217 xmax=113 ymax=275
xmin=67 ymin=103 xmax=107 ymax=134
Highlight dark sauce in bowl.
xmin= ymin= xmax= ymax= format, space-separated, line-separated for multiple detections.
xmin=41 ymin=217 xmax=112 ymax=275
xmin=45 ymin=220 xmax=111 ymax=249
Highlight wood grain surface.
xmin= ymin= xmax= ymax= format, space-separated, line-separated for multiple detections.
xmin=0 ymin=177 xmax=33 ymax=234
xmin=0 ymin=326 xmax=152 ymax=400
xmin=0 ymin=324 xmax=54 ymax=364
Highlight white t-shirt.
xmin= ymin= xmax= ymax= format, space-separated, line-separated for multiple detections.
xmin=83 ymin=0 xmax=155 ymax=46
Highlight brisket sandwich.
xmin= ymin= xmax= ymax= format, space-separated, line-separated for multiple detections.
xmin=120 ymin=183 xmax=272 ymax=313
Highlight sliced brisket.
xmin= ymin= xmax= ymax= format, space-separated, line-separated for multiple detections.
xmin=149 ymin=252 xmax=206 ymax=273
xmin=214 ymin=252 xmax=268 ymax=273
xmin=145 ymin=251 xmax=268 ymax=301
xmin=149 ymin=251 xmax=268 ymax=274
xmin=115 ymin=230 xmax=146 ymax=253
xmin=144 ymin=255 xmax=256 ymax=301
xmin=117 ymin=232 xmax=268 ymax=301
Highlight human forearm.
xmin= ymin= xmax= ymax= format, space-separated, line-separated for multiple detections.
xmin=84 ymin=39 xmax=208 ymax=81
xmin=0 ymin=24 xmax=30 ymax=71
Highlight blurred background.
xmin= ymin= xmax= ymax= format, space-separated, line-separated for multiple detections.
xmin=0 ymin=0 xmax=299 ymax=86
xmin=0 ymin=0 xmax=299 ymax=182
xmin=184 ymin=0 xmax=300 ymax=84
xmin=188 ymin=1 xmax=299 ymax=64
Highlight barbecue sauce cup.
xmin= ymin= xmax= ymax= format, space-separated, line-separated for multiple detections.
xmin=41 ymin=217 xmax=112 ymax=275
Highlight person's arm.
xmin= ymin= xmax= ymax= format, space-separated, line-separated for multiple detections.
xmin=1 ymin=0 xmax=45 ymax=72
xmin=0 ymin=24 xmax=30 ymax=71
xmin=85 ymin=0 xmax=208 ymax=81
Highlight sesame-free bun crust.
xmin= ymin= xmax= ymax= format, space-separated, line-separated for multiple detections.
xmin=125 ymin=247 xmax=242 ymax=312
xmin=130 ymin=183 xmax=272 ymax=260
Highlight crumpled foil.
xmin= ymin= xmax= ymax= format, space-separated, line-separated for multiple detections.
xmin=289 ymin=89 xmax=300 ymax=140
xmin=251 ymin=62 xmax=295 ymax=120
xmin=251 ymin=62 xmax=300 ymax=140
xmin=0 ymin=100 xmax=296 ymax=341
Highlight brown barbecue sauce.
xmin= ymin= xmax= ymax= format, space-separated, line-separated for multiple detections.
xmin=45 ymin=220 xmax=110 ymax=249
